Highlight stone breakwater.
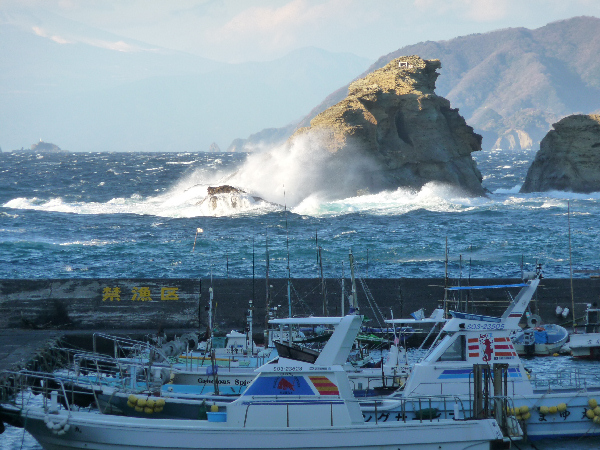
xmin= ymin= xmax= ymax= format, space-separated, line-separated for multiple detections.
xmin=1 ymin=278 xmax=598 ymax=332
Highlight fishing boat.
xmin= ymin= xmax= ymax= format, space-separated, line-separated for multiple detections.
xmin=362 ymin=269 xmax=600 ymax=440
xmin=569 ymin=303 xmax=600 ymax=358
xmin=511 ymin=321 xmax=569 ymax=356
xmin=0 ymin=314 xmax=509 ymax=450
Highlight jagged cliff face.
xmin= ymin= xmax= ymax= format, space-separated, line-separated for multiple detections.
xmin=520 ymin=114 xmax=600 ymax=193
xmin=290 ymin=56 xmax=485 ymax=196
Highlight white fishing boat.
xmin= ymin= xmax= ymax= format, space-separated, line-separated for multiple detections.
xmin=363 ymin=270 xmax=600 ymax=440
xmin=568 ymin=303 xmax=600 ymax=359
xmin=95 ymin=316 xmax=409 ymax=420
xmin=511 ymin=322 xmax=569 ymax=356
xmin=1 ymin=314 xmax=509 ymax=450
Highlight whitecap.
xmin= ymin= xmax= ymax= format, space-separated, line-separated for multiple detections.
xmin=293 ymin=182 xmax=492 ymax=217
xmin=493 ymin=185 xmax=522 ymax=194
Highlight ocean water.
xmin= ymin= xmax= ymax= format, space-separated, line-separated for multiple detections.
xmin=1 ymin=149 xmax=600 ymax=281
xmin=2 ymin=148 xmax=600 ymax=448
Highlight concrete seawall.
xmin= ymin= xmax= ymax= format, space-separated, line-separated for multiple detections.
xmin=0 ymin=279 xmax=200 ymax=330
xmin=2 ymin=278 xmax=600 ymax=332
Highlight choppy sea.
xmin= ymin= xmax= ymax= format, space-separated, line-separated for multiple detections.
xmin=2 ymin=148 xmax=600 ymax=448
xmin=1 ymin=149 xmax=600 ymax=280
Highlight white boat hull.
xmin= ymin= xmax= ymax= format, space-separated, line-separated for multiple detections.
xmin=512 ymin=340 xmax=566 ymax=356
xmin=569 ymin=332 xmax=600 ymax=358
xmin=364 ymin=389 xmax=600 ymax=441
xmin=22 ymin=407 xmax=502 ymax=450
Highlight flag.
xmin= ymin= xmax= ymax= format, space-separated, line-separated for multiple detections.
xmin=410 ymin=308 xmax=425 ymax=320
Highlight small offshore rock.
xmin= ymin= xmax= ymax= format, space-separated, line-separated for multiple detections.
xmin=520 ymin=114 xmax=600 ymax=193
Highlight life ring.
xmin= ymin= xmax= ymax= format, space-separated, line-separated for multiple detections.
xmin=527 ymin=314 xmax=542 ymax=328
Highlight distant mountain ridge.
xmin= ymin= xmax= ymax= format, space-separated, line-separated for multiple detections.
xmin=0 ymin=9 xmax=371 ymax=152
xmin=239 ymin=16 xmax=600 ymax=152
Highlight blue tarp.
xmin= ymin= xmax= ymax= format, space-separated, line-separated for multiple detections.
xmin=533 ymin=330 xmax=548 ymax=344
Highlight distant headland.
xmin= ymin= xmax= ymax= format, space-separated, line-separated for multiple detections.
xmin=12 ymin=140 xmax=68 ymax=153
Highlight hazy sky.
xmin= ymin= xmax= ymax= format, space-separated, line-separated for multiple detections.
xmin=3 ymin=0 xmax=600 ymax=63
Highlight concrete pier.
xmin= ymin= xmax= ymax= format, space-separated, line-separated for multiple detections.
xmin=0 ymin=277 xmax=598 ymax=376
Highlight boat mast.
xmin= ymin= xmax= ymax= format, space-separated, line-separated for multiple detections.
xmin=265 ymin=229 xmax=270 ymax=340
xmin=444 ymin=237 xmax=448 ymax=318
xmin=341 ymin=261 xmax=345 ymax=316
xmin=319 ymin=246 xmax=327 ymax=316
xmin=459 ymin=254 xmax=462 ymax=311
xmin=349 ymin=249 xmax=359 ymax=314
xmin=208 ymin=285 xmax=213 ymax=345
xmin=285 ymin=191 xmax=291 ymax=320
xmin=247 ymin=299 xmax=254 ymax=354
xmin=284 ymin=190 xmax=293 ymax=345
xmin=568 ymin=200 xmax=576 ymax=329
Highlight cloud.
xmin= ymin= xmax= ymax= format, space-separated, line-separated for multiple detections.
xmin=413 ymin=0 xmax=509 ymax=21
xmin=32 ymin=25 xmax=71 ymax=44
xmin=32 ymin=25 xmax=46 ymax=36
xmin=461 ymin=0 xmax=509 ymax=22
xmin=85 ymin=39 xmax=139 ymax=52
xmin=206 ymin=0 xmax=372 ymax=61
xmin=32 ymin=23 xmax=148 ymax=52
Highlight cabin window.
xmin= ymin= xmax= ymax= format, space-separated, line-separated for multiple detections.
xmin=438 ymin=335 xmax=466 ymax=362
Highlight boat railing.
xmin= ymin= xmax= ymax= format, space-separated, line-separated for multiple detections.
xmin=0 ymin=370 xmax=75 ymax=413
xmin=348 ymin=376 xmax=404 ymax=395
xmin=400 ymin=378 xmax=520 ymax=397
xmin=361 ymin=393 xmax=520 ymax=436
xmin=176 ymin=353 xmax=270 ymax=371
xmin=528 ymin=368 xmax=600 ymax=390
xmin=238 ymin=393 xmax=516 ymax=430
xmin=71 ymin=353 xmax=168 ymax=393
xmin=92 ymin=332 xmax=157 ymax=360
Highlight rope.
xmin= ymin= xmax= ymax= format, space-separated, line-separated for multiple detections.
xmin=358 ymin=278 xmax=385 ymax=327
xmin=289 ymin=281 xmax=314 ymax=316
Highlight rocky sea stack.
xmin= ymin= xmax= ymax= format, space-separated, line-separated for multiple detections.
xmin=289 ymin=56 xmax=485 ymax=196
xmin=521 ymin=114 xmax=600 ymax=193
xmin=30 ymin=141 xmax=65 ymax=153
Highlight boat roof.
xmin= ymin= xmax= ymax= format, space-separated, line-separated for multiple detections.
xmin=446 ymin=283 xmax=527 ymax=290
xmin=385 ymin=318 xmax=445 ymax=324
xmin=269 ymin=317 xmax=344 ymax=325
